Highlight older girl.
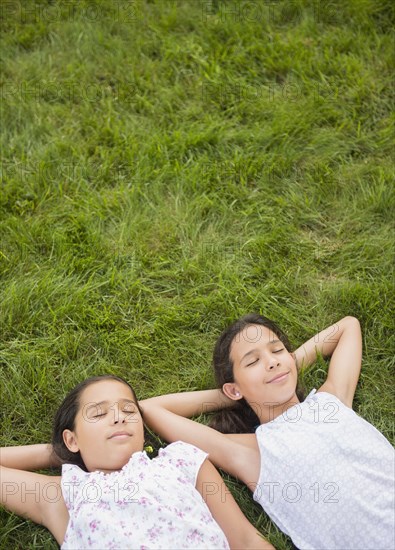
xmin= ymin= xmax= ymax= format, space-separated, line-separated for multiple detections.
xmin=141 ymin=315 xmax=394 ymax=549
xmin=0 ymin=374 xmax=273 ymax=549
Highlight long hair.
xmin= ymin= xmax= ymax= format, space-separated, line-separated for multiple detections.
xmin=210 ymin=313 xmax=304 ymax=433
xmin=51 ymin=375 xmax=141 ymax=471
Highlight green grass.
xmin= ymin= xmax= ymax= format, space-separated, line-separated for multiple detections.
xmin=0 ymin=0 xmax=394 ymax=547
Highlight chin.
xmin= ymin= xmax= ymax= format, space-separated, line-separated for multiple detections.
xmin=285 ymin=386 xmax=299 ymax=403
xmin=272 ymin=384 xmax=297 ymax=404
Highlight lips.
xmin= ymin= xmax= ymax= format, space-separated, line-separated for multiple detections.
xmin=267 ymin=371 xmax=290 ymax=383
xmin=108 ymin=431 xmax=131 ymax=439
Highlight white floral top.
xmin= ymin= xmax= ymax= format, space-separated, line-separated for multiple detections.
xmin=61 ymin=441 xmax=229 ymax=549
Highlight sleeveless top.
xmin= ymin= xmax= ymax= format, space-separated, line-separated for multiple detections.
xmin=253 ymin=390 xmax=394 ymax=549
xmin=61 ymin=441 xmax=229 ymax=549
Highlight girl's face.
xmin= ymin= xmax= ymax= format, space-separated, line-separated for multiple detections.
xmin=63 ymin=380 xmax=145 ymax=473
xmin=224 ymin=324 xmax=298 ymax=422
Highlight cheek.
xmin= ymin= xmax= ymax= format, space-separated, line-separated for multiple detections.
xmin=234 ymin=370 xmax=253 ymax=390
xmin=235 ymin=364 xmax=264 ymax=387
xmin=80 ymin=425 xmax=102 ymax=448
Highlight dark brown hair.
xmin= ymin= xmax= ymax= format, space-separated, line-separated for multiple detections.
xmin=51 ymin=375 xmax=141 ymax=471
xmin=210 ymin=313 xmax=304 ymax=433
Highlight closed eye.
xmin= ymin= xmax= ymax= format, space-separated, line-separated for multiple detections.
xmin=273 ymin=348 xmax=284 ymax=353
xmin=246 ymin=358 xmax=259 ymax=367
xmin=123 ymin=408 xmax=137 ymax=415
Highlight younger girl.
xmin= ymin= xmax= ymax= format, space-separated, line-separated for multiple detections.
xmin=141 ymin=315 xmax=394 ymax=550
xmin=0 ymin=374 xmax=273 ymax=549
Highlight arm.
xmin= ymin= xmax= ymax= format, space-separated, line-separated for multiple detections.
xmin=196 ymin=459 xmax=275 ymax=550
xmin=294 ymin=316 xmax=362 ymax=406
xmin=142 ymin=388 xmax=233 ymax=418
xmin=0 ymin=444 xmax=60 ymax=470
xmin=293 ymin=316 xmax=359 ymax=370
xmin=0 ymin=465 xmax=68 ymax=544
xmin=141 ymin=398 xmax=260 ymax=485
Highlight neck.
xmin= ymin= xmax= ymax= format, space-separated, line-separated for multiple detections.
xmin=252 ymin=392 xmax=300 ymax=424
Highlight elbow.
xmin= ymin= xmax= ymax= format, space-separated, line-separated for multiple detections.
xmin=345 ymin=315 xmax=360 ymax=323
xmin=343 ymin=316 xmax=361 ymax=328
xmin=341 ymin=316 xmax=362 ymax=343
xmin=139 ymin=399 xmax=162 ymax=425
xmin=139 ymin=399 xmax=159 ymax=415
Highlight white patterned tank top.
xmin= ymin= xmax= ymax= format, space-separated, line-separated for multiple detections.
xmin=253 ymin=389 xmax=394 ymax=549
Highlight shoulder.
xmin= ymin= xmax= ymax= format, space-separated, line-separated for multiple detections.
xmin=153 ymin=442 xmax=208 ymax=488
xmin=317 ymin=381 xmax=355 ymax=408
xmin=159 ymin=440 xmax=207 ymax=457
xmin=157 ymin=441 xmax=208 ymax=469
xmin=61 ymin=462 xmax=89 ymax=485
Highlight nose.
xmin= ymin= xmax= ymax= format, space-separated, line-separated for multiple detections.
xmin=266 ymin=355 xmax=280 ymax=371
xmin=112 ymin=406 xmax=127 ymax=424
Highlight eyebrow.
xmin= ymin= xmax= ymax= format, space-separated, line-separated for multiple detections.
xmin=85 ymin=399 xmax=137 ymax=412
xmin=240 ymin=339 xmax=282 ymax=363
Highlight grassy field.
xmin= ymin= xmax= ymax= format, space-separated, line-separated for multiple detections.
xmin=0 ymin=0 xmax=394 ymax=548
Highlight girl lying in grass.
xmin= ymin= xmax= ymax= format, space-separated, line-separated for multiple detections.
xmin=141 ymin=315 xmax=394 ymax=550
xmin=0 ymin=374 xmax=273 ymax=549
